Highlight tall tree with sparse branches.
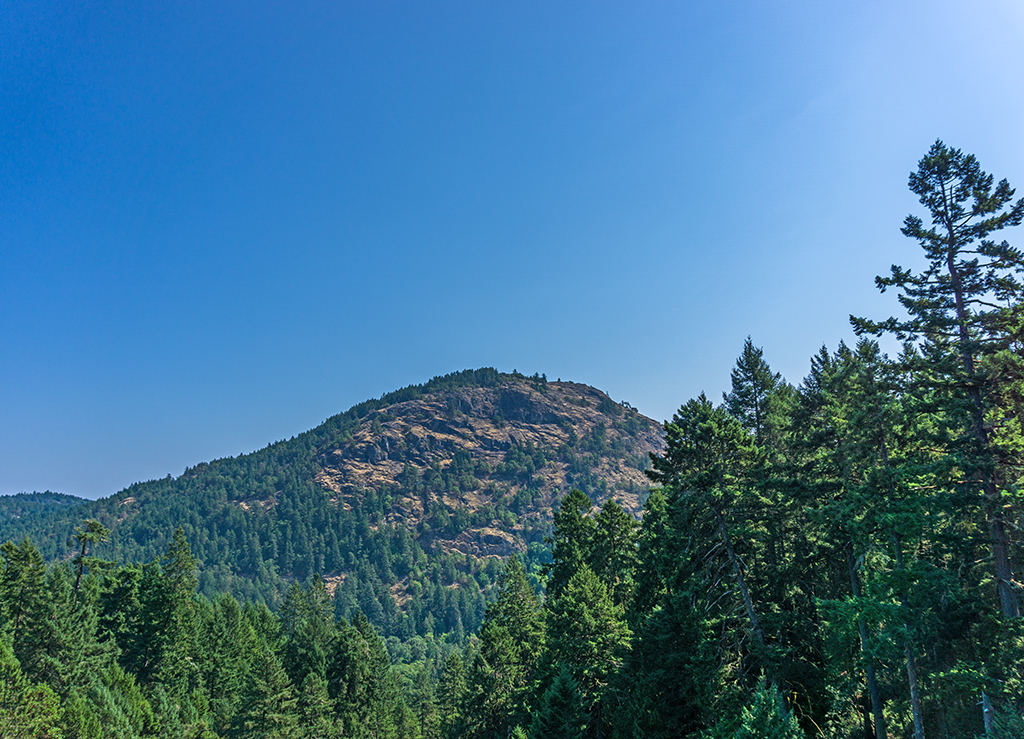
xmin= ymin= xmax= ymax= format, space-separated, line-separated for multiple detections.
xmin=852 ymin=140 xmax=1024 ymax=618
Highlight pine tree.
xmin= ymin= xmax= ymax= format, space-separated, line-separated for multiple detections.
xmin=467 ymin=555 xmax=545 ymax=737
xmin=437 ymin=651 xmax=467 ymax=739
xmin=545 ymin=565 xmax=630 ymax=737
xmin=646 ymin=394 xmax=766 ymax=656
xmin=200 ymin=593 xmax=258 ymax=735
xmin=724 ymin=337 xmax=789 ymax=446
xmin=589 ymin=499 xmax=638 ymax=607
xmin=852 ymin=140 xmax=1024 ymax=618
xmin=297 ymin=671 xmax=336 ymax=739
xmin=408 ymin=662 xmax=440 ymax=739
xmin=733 ymin=680 xmax=805 ymax=739
xmin=152 ymin=529 xmax=208 ymax=734
xmin=618 ymin=588 xmax=714 ymax=739
xmin=72 ymin=519 xmax=110 ymax=596
xmin=543 ymin=489 xmax=596 ymax=600
xmin=527 ymin=665 xmax=587 ymax=739
xmin=281 ymin=576 xmax=336 ymax=686
xmin=329 ymin=612 xmax=404 ymax=739
xmin=0 ymin=637 xmax=62 ymax=739
xmin=790 ymin=342 xmax=889 ymax=739
xmin=0 ymin=539 xmax=48 ymax=677
xmin=228 ymin=646 xmax=299 ymax=739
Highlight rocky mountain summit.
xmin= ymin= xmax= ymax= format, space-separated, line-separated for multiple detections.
xmin=313 ymin=376 xmax=663 ymax=557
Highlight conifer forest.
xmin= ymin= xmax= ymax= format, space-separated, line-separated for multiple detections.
xmin=2 ymin=141 xmax=1024 ymax=738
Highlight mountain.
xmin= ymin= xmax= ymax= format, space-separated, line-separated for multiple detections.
xmin=0 ymin=368 xmax=664 ymax=639
xmin=0 ymin=491 xmax=87 ymax=520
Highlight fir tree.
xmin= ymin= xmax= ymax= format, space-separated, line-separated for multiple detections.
xmin=724 ymin=337 xmax=789 ymax=446
xmin=647 ymin=394 xmax=767 ymax=657
xmin=589 ymin=499 xmax=638 ymax=607
xmin=72 ymin=519 xmax=110 ymax=595
xmin=437 ymin=651 xmax=467 ymax=739
xmin=0 ymin=637 xmax=62 ymax=739
xmin=297 ymin=671 xmax=336 ymax=739
xmin=733 ymin=680 xmax=805 ymax=739
xmin=545 ymin=565 xmax=630 ymax=737
xmin=852 ymin=140 xmax=1024 ymax=618
xmin=544 ymin=489 xmax=595 ymax=600
xmin=528 ymin=665 xmax=587 ymax=739
xmin=467 ymin=555 xmax=545 ymax=737
xmin=228 ymin=646 xmax=299 ymax=739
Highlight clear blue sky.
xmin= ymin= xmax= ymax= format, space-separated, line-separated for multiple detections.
xmin=3 ymin=0 xmax=1023 ymax=499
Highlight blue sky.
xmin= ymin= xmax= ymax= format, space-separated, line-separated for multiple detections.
xmin=3 ymin=0 xmax=1023 ymax=499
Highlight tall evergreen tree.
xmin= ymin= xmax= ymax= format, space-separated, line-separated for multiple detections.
xmin=544 ymin=489 xmax=596 ymax=600
xmin=228 ymin=646 xmax=299 ymax=739
xmin=647 ymin=394 xmax=766 ymax=658
xmin=0 ymin=637 xmax=62 ymax=739
xmin=545 ymin=565 xmax=631 ymax=738
xmin=0 ymin=539 xmax=48 ymax=675
xmin=200 ymin=593 xmax=258 ymax=735
xmin=733 ymin=679 xmax=805 ymax=739
xmin=72 ymin=519 xmax=110 ymax=595
xmin=465 ymin=555 xmax=544 ymax=738
xmin=437 ymin=651 xmax=467 ymax=739
xmin=329 ymin=612 xmax=405 ymax=739
xmin=527 ymin=665 xmax=587 ymax=739
xmin=852 ymin=140 xmax=1024 ymax=618
xmin=724 ymin=337 xmax=789 ymax=446
xmin=589 ymin=499 xmax=638 ymax=607
xmin=280 ymin=575 xmax=335 ymax=686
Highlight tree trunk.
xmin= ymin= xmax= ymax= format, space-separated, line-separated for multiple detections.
xmin=946 ymin=232 xmax=1021 ymax=618
xmin=906 ymin=640 xmax=925 ymax=739
xmin=982 ymin=692 xmax=994 ymax=737
xmin=848 ymin=543 xmax=886 ymax=739
xmin=893 ymin=534 xmax=925 ymax=739
xmin=711 ymin=505 xmax=765 ymax=649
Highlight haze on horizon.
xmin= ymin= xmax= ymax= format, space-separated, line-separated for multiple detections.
xmin=3 ymin=0 xmax=1023 ymax=500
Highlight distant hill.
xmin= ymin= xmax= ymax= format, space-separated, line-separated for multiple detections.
xmin=0 ymin=490 xmax=88 ymax=521
xmin=0 ymin=369 xmax=663 ymax=640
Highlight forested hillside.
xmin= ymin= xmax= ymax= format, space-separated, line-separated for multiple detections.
xmin=0 ymin=369 xmax=663 ymax=640
xmin=0 ymin=492 xmax=86 ymax=521
xmin=2 ymin=141 xmax=1023 ymax=738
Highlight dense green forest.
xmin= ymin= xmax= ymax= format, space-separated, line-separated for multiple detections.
xmin=2 ymin=141 xmax=1023 ymax=737
xmin=0 ymin=493 xmax=87 ymax=521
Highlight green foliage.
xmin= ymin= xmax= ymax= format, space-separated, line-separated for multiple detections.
xmin=0 ymin=370 xmax=653 ymax=652
xmin=733 ymin=680 xmax=804 ymax=739
xmin=723 ymin=337 xmax=790 ymax=447
xmin=0 ymin=490 xmax=87 ymax=520
xmin=852 ymin=139 xmax=1024 ymax=619
xmin=619 ymin=590 xmax=714 ymax=739
xmin=527 ymin=665 xmax=587 ymax=739
xmin=228 ymin=646 xmax=299 ymax=739
xmin=465 ymin=556 xmax=545 ymax=738
xmin=73 ymin=519 xmax=111 ymax=594
xmin=589 ymin=499 xmax=638 ymax=606
xmin=544 ymin=565 xmax=630 ymax=737
xmin=988 ymin=702 xmax=1024 ymax=739
xmin=437 ymin=651 xmax=467 ymax=739
xmin=0 ymin=637 xmax=62 ymax=739
xmin=543 ymin=489 xmax=596 ymax=600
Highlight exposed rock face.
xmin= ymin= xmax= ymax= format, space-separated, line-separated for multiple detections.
xmin=434 ymin=527 xmax=522 ymax=558
xmin=313 ymin=377 xmax=664 ymax=555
